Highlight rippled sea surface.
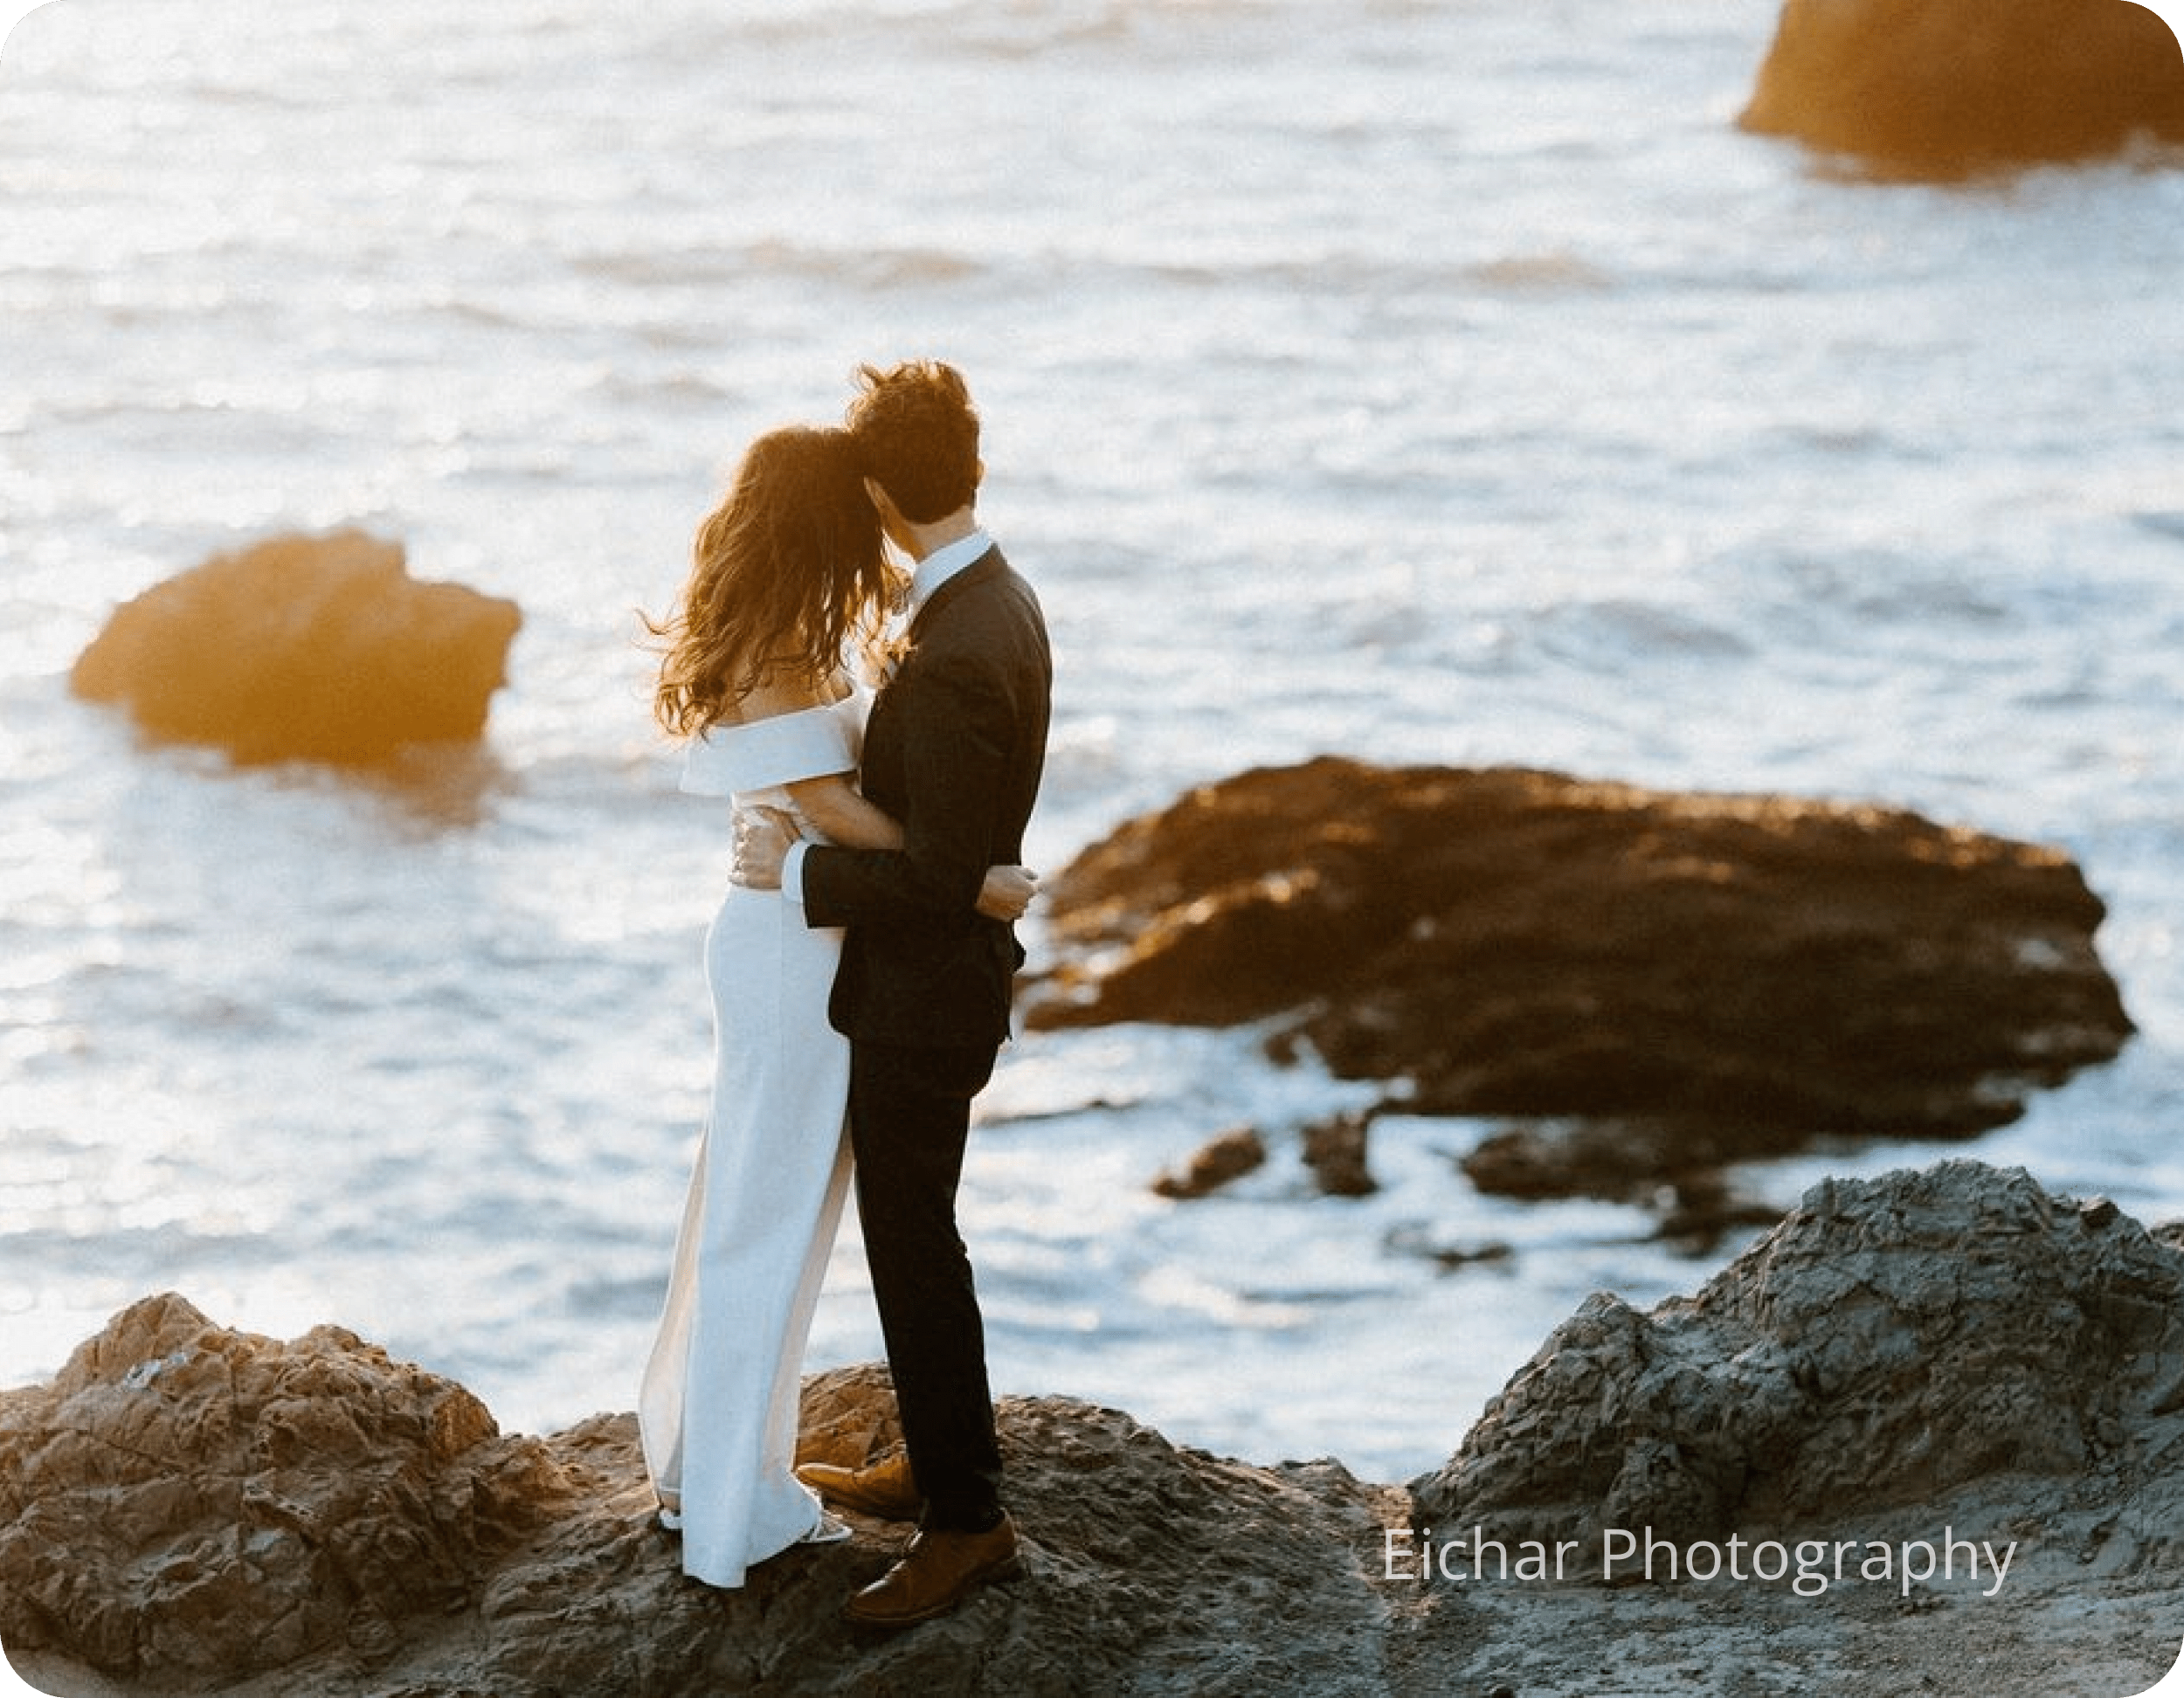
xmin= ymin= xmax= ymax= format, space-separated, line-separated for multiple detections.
xmin=3 ymin=0 xmax=2181 ymax=1481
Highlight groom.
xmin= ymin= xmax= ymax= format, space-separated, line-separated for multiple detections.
xmin=737 ymin=360 xmax=1052 ymax=1626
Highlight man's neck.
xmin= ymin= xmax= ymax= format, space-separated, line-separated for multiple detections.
xmin=896 ymin=507 xmax=979 ymax=562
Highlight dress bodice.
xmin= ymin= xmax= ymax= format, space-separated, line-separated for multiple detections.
xmin=679 ymin=689 xmax=871 ymax=839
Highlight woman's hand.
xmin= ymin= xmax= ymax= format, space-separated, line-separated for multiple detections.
xmin=976 ymin=864 xmax=1039 ymax=922
xmin=732 ymin=806 xmax=800 ymax=891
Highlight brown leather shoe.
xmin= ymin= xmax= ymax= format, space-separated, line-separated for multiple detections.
xmin=794 ymin=1452 xmax=923 ymax=1522
xmin=842 ymin=1514 xmax=1022 ymax=1628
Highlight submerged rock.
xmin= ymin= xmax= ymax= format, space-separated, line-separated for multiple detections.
xmin=1150 ymin=1115 xmax=1378 ymax=1202
xmin=70 ymin=529 xmax=522 ymax=766
xmin=1738 ymin=0 xmax=2184 ymax=177
xmin=1302 ymin=1109 xmax=1378 ymax=1198
xmin=1025 ymin=759 xmax=2133 ymax=1187
xmin=1151 ymin=1124 xmax=1268 ymax=1198
xmin=1410 ymin=1162 xmax=2184 ymax=1559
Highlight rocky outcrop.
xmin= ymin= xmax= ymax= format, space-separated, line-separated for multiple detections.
xmin=7 ymin=1166 xmax=2181 ymax=1695
xmin=70 ymin=530 xmax=521 ymax=766
xmin=0 ymin=1300 xmax=1393 ymax=1696
xmin=0 ymin=1293 xmax=570 ymax=1685
xmin=1025 ymin=759 xmax=2133 ymax=1191
xmin=1411 ymin=1162 xmax=2184 ymax=1564
xmin=1738 ymin=0 xmax=2184 ymax=177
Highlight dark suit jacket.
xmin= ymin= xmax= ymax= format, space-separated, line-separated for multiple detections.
xmin=800 ymin=545 xmax=1052 ymax=1049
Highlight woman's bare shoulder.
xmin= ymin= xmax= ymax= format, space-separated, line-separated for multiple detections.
xmin=711 ymin=662 xmax=853 ymax=727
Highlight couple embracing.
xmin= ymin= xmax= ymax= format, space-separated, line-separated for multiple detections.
xmin=639 ymin=361 xmax=1052 ymax=1627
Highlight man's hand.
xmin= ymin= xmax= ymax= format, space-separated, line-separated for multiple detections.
xmin=733 ymin=806 xmax=799 ymax=891
xmin=976 ymin=864 xmax=1038 ymax=922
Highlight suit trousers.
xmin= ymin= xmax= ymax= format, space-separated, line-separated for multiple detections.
xmin=847 ymin=1036 xmax=1004 ymax=1532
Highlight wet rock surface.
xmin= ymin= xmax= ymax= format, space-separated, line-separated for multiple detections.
xmin=70 ymin=529 xmax=521 ymax=767
xmin=1026 ymin=758 xmax=2134 ymax=1191
xmin=1738 ymin=0 xmax=2184 ymax=177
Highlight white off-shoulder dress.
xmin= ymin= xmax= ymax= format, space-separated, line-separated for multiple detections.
xmin=639 ymin=691 xmax=868 ymax=1587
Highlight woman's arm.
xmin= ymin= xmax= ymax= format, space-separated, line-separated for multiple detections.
xmin=726 ymin=660 xmax=900 ymax=851
xmin=783 ymin=773 xmax=902 ymax=852
xmin=744 ymin=662 xmax=1032 ymax=919
xmin=776 ymin=776 xmax=1035 ymax=919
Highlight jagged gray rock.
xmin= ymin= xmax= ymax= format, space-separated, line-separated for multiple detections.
xmin=1411 ymin=1161 xmax=2184 ymax=1561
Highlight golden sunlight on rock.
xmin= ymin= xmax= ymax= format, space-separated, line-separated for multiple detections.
xmin=1738 ymin=0 xmax=2184 ymax=177
xmin=70 ymin=530 xmax=522 ymax=767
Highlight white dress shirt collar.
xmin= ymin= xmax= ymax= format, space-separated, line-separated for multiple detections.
xmin=908 ymin=528 xmax=993 ymax=614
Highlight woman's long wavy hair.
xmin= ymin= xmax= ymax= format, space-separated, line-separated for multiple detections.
xmin=647 ymin=426 xmax=895 ymax=736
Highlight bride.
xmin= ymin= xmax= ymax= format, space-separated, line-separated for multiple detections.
xmin=637 ymin=424 xmax=1033 ymax=1588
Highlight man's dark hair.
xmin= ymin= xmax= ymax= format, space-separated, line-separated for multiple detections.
xmin=845 ymin=360 xmax=980 ymax=524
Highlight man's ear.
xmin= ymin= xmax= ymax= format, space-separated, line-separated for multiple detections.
xmin=863 ymin=475 xmax=898 ymax=519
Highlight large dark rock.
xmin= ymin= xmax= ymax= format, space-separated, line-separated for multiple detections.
xmin=70 ymin=530 xmax=522 ymax=766
xmin=1738 ymin=0 xmax=2184 ymax=177
xmin=1025 ymin=759 xmax=2133 ymax=1187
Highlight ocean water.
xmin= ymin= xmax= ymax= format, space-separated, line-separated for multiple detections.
xmin=3 ymin=0 xmax=2181 ymax=1485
